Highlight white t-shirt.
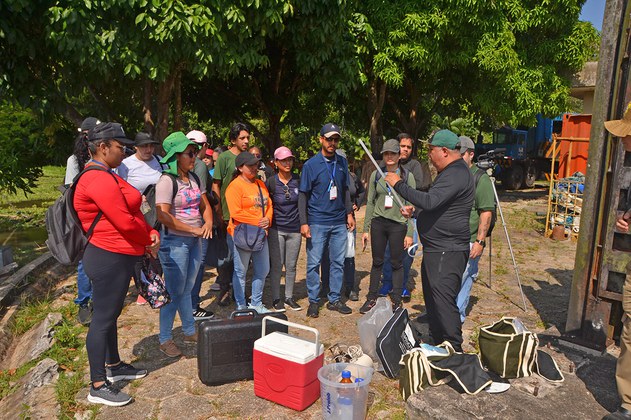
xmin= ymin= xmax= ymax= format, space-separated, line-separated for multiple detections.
xmin=117 ymin=154 xmax=164 ymax=193
xmin=64 ymin=155 xmax=80 ymax=185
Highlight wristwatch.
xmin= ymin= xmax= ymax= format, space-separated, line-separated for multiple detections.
xmin=475 ymin=239 xmax=486 ymax=247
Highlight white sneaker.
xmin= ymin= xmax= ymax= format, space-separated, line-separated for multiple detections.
xmin=248 ymin=304 xmax=271 ymax=314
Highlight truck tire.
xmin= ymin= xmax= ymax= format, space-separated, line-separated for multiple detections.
xmin=524 ymin=165 xmax=537 ymax=188
xmin=503 ymin=165 xmax=524 ymax=190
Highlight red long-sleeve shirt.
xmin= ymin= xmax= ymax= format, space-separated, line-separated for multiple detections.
xmin=73 ymin=166 xmax=157 ymax=255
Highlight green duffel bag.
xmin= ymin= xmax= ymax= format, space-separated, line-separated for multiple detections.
xmin=478 ymin=317 xmax=540 ymax=379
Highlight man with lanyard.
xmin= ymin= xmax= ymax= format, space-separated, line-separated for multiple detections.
xmin=212 ymin=123 xmax=250 ymax=304
xmin=385 ymin=129 xmax=473 ymax=352
xmin=455 ymin=135 xmax=494 ymax=323
xmin=604 ymin=105 xmax=631 ymax=420
xmin=299 ymin=123 xmax=355 ymax=318
xmin=381 ymin=133 xmax=433 ymax=298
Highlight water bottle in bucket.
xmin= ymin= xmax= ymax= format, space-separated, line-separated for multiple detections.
xmin=318 ymin=363 xmax=374 ymax=419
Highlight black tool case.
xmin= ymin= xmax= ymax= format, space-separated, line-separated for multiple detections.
xmin=197 ymin=310 xmax=288 ymax=385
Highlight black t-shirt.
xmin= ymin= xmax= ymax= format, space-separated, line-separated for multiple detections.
xmin=394 ymin=158 xmax=474 ymax=252
xmin=269 ymin=174 xmax=301 ymax=233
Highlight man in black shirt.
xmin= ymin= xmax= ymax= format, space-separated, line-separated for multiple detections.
xmin=385 ymin=129 xmax=473 ymax=351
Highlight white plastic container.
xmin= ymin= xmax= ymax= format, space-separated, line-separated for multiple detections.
xmin=318 ymin=363 xmax=374 ymax=419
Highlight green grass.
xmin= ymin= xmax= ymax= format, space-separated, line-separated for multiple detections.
xmin=0 ymin=166 xmax=64 ymax=230
xmin=2 ymin=298 xmax=90 ymax=418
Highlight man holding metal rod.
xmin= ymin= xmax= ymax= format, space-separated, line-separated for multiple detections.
xmin=384 ymin=129 xmax=473 ymax=352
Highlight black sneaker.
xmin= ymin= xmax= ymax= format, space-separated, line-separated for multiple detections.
xmin=392 ymin=300 xmax=403 ymax=313
xmin=359 ymin=299 xmax=376 ymax=314
xmin=307 ymin=302 xmax=319 ymax=318
xmin=106 ymin=362 xmax=148 ymax=382
xmin=284 ymin=297 xmax=302 ymax=311
xmin=88 ymin=381 xmax=132 ymax=406
xmin=273 ymin=299 xmax=286 ymax=312
xmin=327 ymin=300 xmax=352 ymax=315
xmin=77 ymin=301 xmax=93 ymax=326
xmin=193 ymin=307 xmax=215 ymax=320
xmin=348 ymin=291 xmax=359 ymax=302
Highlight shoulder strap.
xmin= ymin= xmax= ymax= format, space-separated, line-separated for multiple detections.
xmin=265 ymin=174 xmax=277 ymax=195
xmin=256 ymin=181 xmax=265 ymax=217
xmin=473 ymin=169 xmax=485 ymax=188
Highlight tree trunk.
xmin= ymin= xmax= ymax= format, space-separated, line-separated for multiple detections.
xmin=265 ymin=113 xmax=282 ymax=156
xmin=154 ymin=72 xmax=177 ymax=142
xmin=143 ymin=79 xmax=154 ymax=135
xmin=367 ymin=77 xmax=386 ymax=152
xmin=174 ymin=72 xmax=182 ymax=131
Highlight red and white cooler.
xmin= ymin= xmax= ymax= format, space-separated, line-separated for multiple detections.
xmin=253 ymin=316 xmax=324 ymax=411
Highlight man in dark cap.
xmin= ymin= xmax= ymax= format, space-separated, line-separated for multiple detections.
xmin=385 ymin=129 xmax=473 ymax=352
xmin=299 ymin=123 xmax=355 ymax=318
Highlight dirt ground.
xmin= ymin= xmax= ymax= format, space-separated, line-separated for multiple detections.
xmin=48 ymin=186 xmax=617 ymax=418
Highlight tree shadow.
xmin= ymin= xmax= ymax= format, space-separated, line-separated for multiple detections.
xmin=496 ymin=188 xmax=549 ymax=203
xmin=520 ymin=268 xmax=574 ymax=333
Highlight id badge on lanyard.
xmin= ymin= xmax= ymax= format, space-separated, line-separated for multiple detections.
xmin=325 ymin=155 xmax=338 ymax=200
xmin=330 ymin=183 xmax=338 ymax=200
xmin=384 ymin=194 xmax=393 ymax=208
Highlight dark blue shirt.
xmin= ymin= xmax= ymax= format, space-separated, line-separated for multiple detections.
xmin=299 ymin=151 xmax=349 ymax=225
xmin=269 ymin=174 xmax=301 ymax=233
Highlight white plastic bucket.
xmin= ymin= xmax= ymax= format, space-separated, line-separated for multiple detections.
xmin=318 ymin=363 xmax=374 ymax=419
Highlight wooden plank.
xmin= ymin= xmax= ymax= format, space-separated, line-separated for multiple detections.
xmin=0 ymin=253 xmax=54 ymax=308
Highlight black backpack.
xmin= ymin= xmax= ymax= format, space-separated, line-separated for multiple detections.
xmin=142 ymin=171 xmax=201 ymax=230
xmin=45 ymin=166 xmax=117 ymax=265
xmin=473 ymin=169 xmax=497 ymax=236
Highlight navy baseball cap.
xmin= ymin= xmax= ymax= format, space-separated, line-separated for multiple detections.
xmin=320 ymin=123 xmax=341 ymax=139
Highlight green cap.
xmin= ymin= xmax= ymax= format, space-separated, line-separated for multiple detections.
xmin=429 ymin=129 xmax=460 ymax=150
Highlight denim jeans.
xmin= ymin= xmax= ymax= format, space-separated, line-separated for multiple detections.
xmin=268 ymin=228 xmax=302 ymax=300
xmin=158 ymin=234 xmax=201 ymax=344
xmin=321 ymin=229 xmax=357 ymax=294
xmin=382 ymin=218 xmax=417 ymax=288
xmin=457 ymin=244 xmax=479 ymax=323
xmin=74 ymin=259 xmax=92 ymax=305
xmin=230 ymin=234 xmax=270 ymax=307
xmin=190 ymin=237 xmax=209 ymax=309
xmin=306 ymin=224 xmax=347 ymax=304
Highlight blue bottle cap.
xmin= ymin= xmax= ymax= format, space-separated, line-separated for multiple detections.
xmin=355 ymin=377 xmax=364 ymax=383
xmin=341 ymin=370 xmax=351 ymax=378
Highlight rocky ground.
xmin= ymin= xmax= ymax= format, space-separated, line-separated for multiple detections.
xmin=0 ymin=187 xmax=621 ymax=419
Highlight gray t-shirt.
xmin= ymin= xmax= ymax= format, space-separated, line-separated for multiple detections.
xmin=155 ymin=174 xmax=202 ymax=237
xmin=117 ymin=154 xmax=163 ymax=193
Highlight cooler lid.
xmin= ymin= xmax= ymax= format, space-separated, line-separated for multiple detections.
xmin=255 ymin=331 xmax=323 ymax=364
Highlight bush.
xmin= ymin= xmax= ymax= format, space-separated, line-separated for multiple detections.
xmin=0 ymin=103 xmax=45 ymax=195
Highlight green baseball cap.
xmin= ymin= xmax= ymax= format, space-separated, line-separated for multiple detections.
xmin=429 ymin=129 xmax=460 ymax=150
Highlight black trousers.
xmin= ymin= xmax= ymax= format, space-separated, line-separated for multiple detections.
xmin=83 ymin=244 xmax=139 ymax=383
xmin=368 ymin=217 xmax=407 ymax=303
xmin=421 ymin=250 xmax=468 ymax=352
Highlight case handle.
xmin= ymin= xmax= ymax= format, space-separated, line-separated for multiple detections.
xmin=229 ymin=309 xmax=257 ymax=319
xmin=261 ymin=316 xmax=321 ymax=356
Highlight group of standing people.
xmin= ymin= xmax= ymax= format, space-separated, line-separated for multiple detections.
xmin=66 ymin=114 xmax=500 ymax=406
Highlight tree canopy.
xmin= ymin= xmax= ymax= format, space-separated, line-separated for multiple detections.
xmin=0 ymin=0 xmax=599 ymax=193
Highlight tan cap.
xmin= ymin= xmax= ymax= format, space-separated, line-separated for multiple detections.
xmin=605 ymin=103 xmax=631 ymax=137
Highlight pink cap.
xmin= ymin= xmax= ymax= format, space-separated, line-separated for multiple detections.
xmin=274 ymin=146 xmax=294 ymax=160
xmin=186 ymin=130 xmax=207 ymax=144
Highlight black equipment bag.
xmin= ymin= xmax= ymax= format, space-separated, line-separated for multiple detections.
xmin=197 ymin=309 xmax=288 ymax=385
xmin=376 ymin=307 xmax=416 ymax=378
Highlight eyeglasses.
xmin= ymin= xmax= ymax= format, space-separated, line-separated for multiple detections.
xmin=282 ymin=184 xmax=291 ymax=201
xmin=325 ymin=137 xmax=341 ymax=143
xmin=111 ymin=144 xmax=125 ymax=152
xmin=180 ymin=151 xmax=196 ymax=158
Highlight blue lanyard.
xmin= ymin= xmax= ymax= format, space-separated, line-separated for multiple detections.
xmin=379 ymin=168 xmax=400 ymax=195
xmin=322 ymin=153 xmax=337 ymax=191
xmin=87 ymin=159 xmax=111 ymax=172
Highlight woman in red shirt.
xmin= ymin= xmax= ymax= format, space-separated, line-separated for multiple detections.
xmin=74 ymin=122 xmax=160 ymax=407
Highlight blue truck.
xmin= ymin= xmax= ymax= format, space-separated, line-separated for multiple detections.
xmin=475 ymin=115 xmax=561 ymax=190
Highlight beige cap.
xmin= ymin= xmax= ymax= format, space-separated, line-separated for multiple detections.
xmin=605 ymin=103 xmax=631 ymax=137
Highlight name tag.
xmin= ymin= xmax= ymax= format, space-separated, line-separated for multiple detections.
xmin=384 ymin=195 xmax=393 ymax=209
xmin=330 ymin=185 xmax=338 ymax=200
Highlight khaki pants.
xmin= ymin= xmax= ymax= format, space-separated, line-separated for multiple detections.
xmin=617 ymin=279 xmax=631 ymax=411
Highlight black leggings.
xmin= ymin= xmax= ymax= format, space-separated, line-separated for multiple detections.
xmin=368 ymin=217 xmax=407 ymax=302
xmin=83 ymin=244 xmax=139 ymax=383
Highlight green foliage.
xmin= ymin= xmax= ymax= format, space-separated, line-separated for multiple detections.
xmin=11 ymin=296 xmax=54 ymax=335
xmin=0 ymin=103 xmax=45 ymax=195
